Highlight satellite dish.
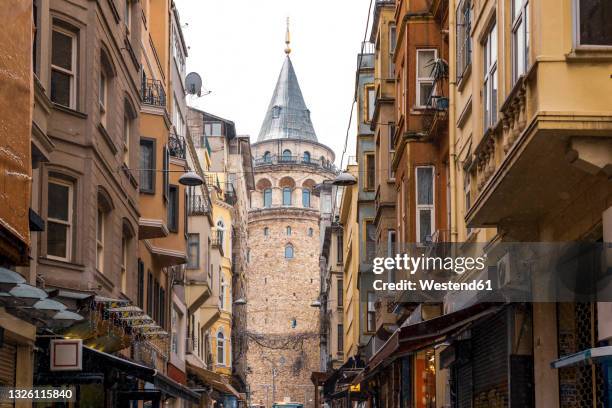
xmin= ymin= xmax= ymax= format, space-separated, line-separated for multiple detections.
xmin=185 ymin=72 xmax=202 ymax=96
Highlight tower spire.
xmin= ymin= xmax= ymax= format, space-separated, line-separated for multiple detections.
xmin=284 ymin=17 xmax=291 ymax=55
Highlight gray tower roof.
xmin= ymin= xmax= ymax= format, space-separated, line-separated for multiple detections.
xmin=257 ymin=56 xmax=318 ymax=142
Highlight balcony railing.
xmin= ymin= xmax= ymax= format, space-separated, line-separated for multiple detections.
xmin=188 ymin=194 xmax=211 ymax=216
xmin=222 ymin=182 xmax=237 ymax=206
xmin=141 ymin=76 xmax=166 ymax=107
xmin=211 ymin=228 xmax=224 ymax=256
xmin=253 ymin=155 xmax=338 ymax=172
xmin=168 ymin=133 xmax=186 ymax=159
xmin=191 ymin=133 xmax=212 ymax=156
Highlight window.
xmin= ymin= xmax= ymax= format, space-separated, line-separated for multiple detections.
xmin=263 ymin=227 xmax=269 ymax=236
xmin=365 ymin=221 xmax=376 ymax=263
xmin=121 ymin=233 xmax=129 ymax=292
xmin=99 ymin=70 xmax=107 ymax=126
xmin=456 ymin=0 xmax=472 ymax=81
xmin=286 ymin=226 xmax=292 ymax=236
xmin=338 ymin=324 xmax=344 ymax=353
xmin=139 ymin=139 xmax=155 ymax=192
xmin=96 ymin=208 xmax=105 ymax=272
xmin=302 ymin=189 xmax=311 ymax=207
xmin=365 ymin=85 xmax=376 ymax=123
xmin=337 ymin=279 xmax=343 ymax=308
xmin=416 ymin=49 xmax=437 ymax=107
xmin=576 ymin=0 xmax=612 ymax=46
xmin=336 ymin=233 xmax=343 ymax=264
xmin=172 ymin=28 xmax=186 ymax=74
xmin=365 ymin=153 xmax=375 ymax=191
xmin=387 ymin=230 xmax=396 ymax=257
xmin=51 ymin=27 xmax=77 ymax=108
xmin=124 ymin=0 xmax=131 ymax=32
xmin=272 ymin=105 xmax=281 ymax=118
xmin=389 ymin=24 xmax=397 ymax=77
xmin=187 ymin=233 xmax=200 ymax=269
xmin=483 ymin=22 xmax=498 ymax=129
xmin=416 ymin=166 xmax=435 ymax=244
xmin=303 ymin=151 xmax=311 ymax=163
xmin=308 ymin=228 xmax=314 ymax=237
xmin=47 ymin=179 xmax=73 ymax=261
xmin=147 ymin=272 xmax=153 ymax=316
xmin=173 ymin=99 xmax=185 ymax=137
xmin=285 ymin=244 xmax=294 ymax=259
xmin=464 ymin=168 xmax=472 ymax=235
xmin=137 ymin=259 xmax=144 ymax=307
xmin=388 ymin=123 xmax=396 ymax=180
xmin=512 ymin=0 xmax=529 ymax=83
xmin=123 ymin=111 xmax=131 ymax=165
xmin=171 ymin=307 xmax=179 ymax=355
xmin=159 ymin=286 xmax=166 ymax=328
xmin=264 ymin=188 xmax=272 ymax=208
xmin=205 ymin=122 xmax=222 ymax=136
xmin=367 ymin=292 xmax=376 ymax=333
xmin=283 ymin=187 xmax=292 ymax=206
xmin=282 ymin=149 xmax=292 ymax=162
xmin=216 ymin=330 xmax=225 ymax=365
xmin=168 ymin=185 xmax=179 ymax=232
xmin=263 ymin=151 xmax=271 ymax=163
xmin=216 ymin=220 xmax=225 ymax=248
xmin=163 ymin=146 xmax=169 ymax=199
xmin=219 ymin=276 xmax=226 ymax=310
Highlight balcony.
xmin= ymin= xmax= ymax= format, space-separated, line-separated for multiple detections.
xmin=221 ymin=182 xmax=237 ymax=206
xmin=253 ymin=154 xmax=338 ymax=173
xmin=188 ymin=194 xmax=211 ymax=216
xmin=141 ymin=76 xmax=166 ymax=107
xmin=168 ymin=133 xmax=186 ymax=159
xmin=375 ymin=295 xmax=398 ymax=335
xmin=211 ymin=228 xmax=224 ymax=256
xmin=421 ymin=59 xmax=449 ymax=140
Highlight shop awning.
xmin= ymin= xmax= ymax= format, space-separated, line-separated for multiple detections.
xmin=85 ymin=347 xmax=200 ymax=403
xmin=354 ymin=303 xmax=503 ymax=384
xmin=186 ymin=362 xmax=241 ymax=398
xmin=551 ymin=346 xmax=612 ymax=369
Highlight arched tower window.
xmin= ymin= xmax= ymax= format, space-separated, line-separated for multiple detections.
xmin=285 ymin=244 xmax=294 ymax=259
xmin=216 ymin=329 xmax=225 ymax=365
xmin=302 ymin=189 xmax=311 ymax=208
xmin=282 ymin=149 xmax=292 ymax=163
xmin=264 ymin=227 xmax=269 ymax=236
xmin=263 ymin=151 xmax=271 ymax=163
xmin=303 ymin=151 xmax=311 ymax=163
xmin=264 ymin=189 xmax=272 ymax=208
xmin=283 ymin=188 xmax=292 ymax=206
xmin=286 ymin=226 xmax=292 ymax=236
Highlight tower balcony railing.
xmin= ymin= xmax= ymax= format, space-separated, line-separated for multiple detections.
xmin=253 ymin=154 xmax=338 ymax=172
xmin=168 ymin=133 xmax=186 ymax=159
xmin=141 ymin=75 xmax=166 ymax=107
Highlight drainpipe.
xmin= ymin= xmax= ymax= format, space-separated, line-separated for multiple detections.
xmin=448 ymin=0 xmax=459 ymax=242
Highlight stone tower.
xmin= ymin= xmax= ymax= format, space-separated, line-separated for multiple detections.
xmin=245 ymin=36 xmax=336 ymax=407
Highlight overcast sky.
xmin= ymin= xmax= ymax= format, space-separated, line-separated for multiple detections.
xmin=175 ymin=0 xmax=372 ymax=166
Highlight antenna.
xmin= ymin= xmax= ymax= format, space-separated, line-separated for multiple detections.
xmin=185 ymin=72 xmax=202 ymax=97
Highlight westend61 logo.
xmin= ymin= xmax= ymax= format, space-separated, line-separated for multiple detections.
xmin=372 ymin=254 xmax=487 ymax=275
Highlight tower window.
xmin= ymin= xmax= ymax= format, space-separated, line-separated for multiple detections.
xmin=308 ymin=228 xmax=314 ymax=237
xmin=303 ymin=151 xmax=311 ymax=163
xmin=283 ymin=188 xmax=292 ymax=206
xmin=286 ymin=226 xmax=292 ymax=236
xmin=264 ymin=227 xmax=269 ymax=236
xmin=264 ymin=188 xmax=272 ymax=208
xmin=285 ymin=244 xmax=294 ymax=259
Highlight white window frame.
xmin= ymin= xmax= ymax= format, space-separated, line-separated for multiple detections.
xmin=216 ymin=329 xmax=225 ymax=366
xmin=483 ymin=22 xmax=498 ymax=129
xmin=365 ymin=85 xmax=376 ymax=123
xmin=388 ymin=123 xmax=396 ymax=180
xmin=573 ymin=0 xmax=612 ymax=48
xmin=416 ymin=49 xmax=438 ymax=108
xmin=123 ymin=112 xmax=130 ymax=165
xmin=121 ymin=234 xmax=128 ymax=292
xmin=415 ymin=166 xmax=435 ymax=245
xmin=47 ymin=178 xmax=73 ymax=262
xmin=388 ymin=24 xmax=397 ymax=78
xmin=96 ymin=208 xmax=105 ymax=272
xmin=512 ymin=0 xmax=529 ymax=83
xmin=99 ymin=70 xmax=107 ymax=123
xmin=51 ymin=26 xmax=77 ymax=109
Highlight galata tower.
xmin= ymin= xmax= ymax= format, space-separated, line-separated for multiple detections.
xmin=245 ymin=27 xmax=336 ymax=408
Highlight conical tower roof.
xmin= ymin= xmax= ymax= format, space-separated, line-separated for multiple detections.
xmin=257 ymin=55 xmax=318 ymax=142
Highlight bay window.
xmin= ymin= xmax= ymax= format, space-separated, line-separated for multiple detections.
xmin=575 ymin=0 xmax=612 ymax=46
xmin=139 ymin=139 xmax=155 ymax=193
xmin=47 ymin=179 xmax=73 ymax=261
xmin=51 ymin=26 xmax=77 ymax=108
xmin=416 ymin=166 xmax=435 ymax=244
xmin=483 ymin=22 xmax=498 ymax=129
xmin=416 ymin=49 xmax=437 ymax=107
xmin=512 ymin=0 xmax=529 ymax=83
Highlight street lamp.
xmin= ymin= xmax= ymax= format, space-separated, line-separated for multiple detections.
xmin=332 ymin=172 xmax=357 ymax=186
xmin=233 ymin=298 xmax=247 ymax=306
xmin=178 ymin=171 xmax=204 ymax=186
xmin=310 ymin=300 xmax=322 ymax=308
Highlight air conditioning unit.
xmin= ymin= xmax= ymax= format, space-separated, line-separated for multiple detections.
xmin=496 ymin=251 xmax=526 ymax=291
